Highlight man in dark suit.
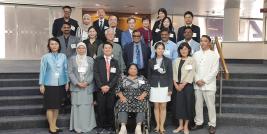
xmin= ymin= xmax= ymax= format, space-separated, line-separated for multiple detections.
xmin=177 ymin=11 xmax=200 ymax=43
xmin=93 ymin=8 xmax=109 ymax=42
xmin=52 ymin=6 xmax=79 ymax=37
xmin=94 ymin=42 xmax=120 ymax=132
xmin=109 ymin=15 xmax=122 ymax=46
xmin=123 ymin=30 xmax=151 ymax=77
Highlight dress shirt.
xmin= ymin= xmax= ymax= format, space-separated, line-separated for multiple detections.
xmin=151 ymin=40 xmax=178 ymax=60
xmin=133 ymin=42 xmax=144 ymax=69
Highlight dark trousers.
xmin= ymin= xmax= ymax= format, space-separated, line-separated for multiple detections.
xmin=96 ymin=91 xmax=116 ymax=128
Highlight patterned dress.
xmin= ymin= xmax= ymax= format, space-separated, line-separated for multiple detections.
xmin=115 ymin=75 xmax=150 ymax=113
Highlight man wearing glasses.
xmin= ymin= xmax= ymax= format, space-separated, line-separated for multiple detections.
xmin=123 ymin=30 xmax=151 ymax=77
xmin=52 ymin=6 xmax=79 ymax=37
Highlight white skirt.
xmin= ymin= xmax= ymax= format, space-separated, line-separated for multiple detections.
xmin=149 ymin=86 xmax=171 ymax=103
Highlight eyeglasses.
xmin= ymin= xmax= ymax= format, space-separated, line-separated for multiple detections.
xmin=133 ymin=35 xmax=141 ymax=37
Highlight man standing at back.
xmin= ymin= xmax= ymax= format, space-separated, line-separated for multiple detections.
xmin=93 ymin=8 xmax=109 ymax=42
xmin=52 ymin=6 xmax=79 ymax=37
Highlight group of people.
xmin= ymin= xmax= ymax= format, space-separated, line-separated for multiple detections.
xmin=39 ymin=6 xmax=219 ymax=134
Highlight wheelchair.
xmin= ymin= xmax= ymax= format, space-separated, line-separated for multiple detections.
xmin=114 ymin=100 xmax=151 ymax=134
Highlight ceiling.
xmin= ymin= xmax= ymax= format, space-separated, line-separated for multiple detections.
xmin=0 ymin=0 xmax=264 ymax=18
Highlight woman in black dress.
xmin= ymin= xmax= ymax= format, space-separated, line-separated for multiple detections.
xmin=152 ymin=8 xmax=167 ymax=44
xmin=172 ymin=42 xmax=196 ymax=134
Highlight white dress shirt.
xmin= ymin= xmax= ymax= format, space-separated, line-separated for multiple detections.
xmin=193 ymin=49 xmax=219 ymax=91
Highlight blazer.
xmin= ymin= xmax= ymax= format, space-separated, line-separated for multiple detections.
xmin=94 ymin=56 xmax=120 ymax=92
xmin=52 ymin=17 xmax=79 ymax=37
xmin=147 ymin=56 xmax=173 ymax=91
xmin=121 ymin=29 xmax=132 ymax=48
xmin=123 ymin=42 xmax=151 ymax=71
xmin=68 ymin=56 xmax=95 ymax=93
xmin=114 ymin=28 xmax=122 ymax=45
xmin=152 ymin=20 xmax=161 ymax=44
xmin=93 ymin=19 xmax=109 ymax=41
xmin=193 ymin=49 xmax=219 ymax=91
xmin=57 ymin=35 xmax=79 ymax=58
xmin=177 ymin=24 xmax=200 ymax=43
xmin=173 ymin=57 xmax=196 ymax=84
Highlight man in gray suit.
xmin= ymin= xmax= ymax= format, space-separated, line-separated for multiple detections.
xmin=57 ymin=22 xmax=79 ymax=58
xmin=177 ymin=27 xmax=200 ymax=56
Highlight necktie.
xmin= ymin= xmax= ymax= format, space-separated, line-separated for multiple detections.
xmin=136 ymin=46 xmax=141 ymax=69
xmin=105 ymin=57 xmax=110 ymax=81
xmin=100 ymin=20 xmax=103 ymax=30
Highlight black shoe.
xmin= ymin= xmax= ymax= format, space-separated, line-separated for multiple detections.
xmin=56 ymin=128 xmax=63 ymax=132
xmin=209 ymin=126 xmax=216 ymax=134
xmin=48 ymin=129 xmax=58 ymax=134
xmin=191 ymin=125 xmax=204 ymax=130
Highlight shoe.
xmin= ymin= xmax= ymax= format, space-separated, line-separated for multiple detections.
xmin=153 ymin=128 xmax=159 ymax=133
xmin=119 ymin=125 xmax=127 ymax=134
xmin=184 ymin=130 xmax=190 ymax=134
xmin=209 ymin=126 xmax=216 ymax=134
xmin=191 ymin=125 xmax=203 ymax=130
xmin=48 ymin=129 xmax=58 ymax=134
xmin=172 ymin=128 xmax=183 ymax=133
xmin=159 ymin=130 xmax=165 ymax=134
xmin=135 ymin=124 xmax=142 ymax=134
xmin=56 ymin=128 xmax=63 ymax=132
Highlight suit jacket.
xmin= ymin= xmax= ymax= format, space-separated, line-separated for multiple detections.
xmin=173 ymin=57 xmax=196 ymax=84
xmin=152 ymin=20 xmax=161 ymax=44
xmin=123 ymin=42 xmax=151 ymax=71
xmin=93 ymin=19 xmax=109 ymax=42
xmin=177 ymin=24 xmax=200 ymax=43
xmin=68 ymin=56 xmax=95 ymax=93
xmin=94 ymin=56 xmax=120 ymax=92
xmin=121 ymin=29 xmax=132 ymax=48
xmin=147 ymin=56 xmax=173 ymax=91
xmin=193 ymin=50 xmax=219 ymax=91
xmin=57 ymin=35 xmax=79 ymax=58
xmin=52 ymin=17 xmax=79 ymax=37
xmin=114 ymin=28 xmax=122 ymax=46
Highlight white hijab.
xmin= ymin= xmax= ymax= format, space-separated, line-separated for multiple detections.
xmin=76 ymin=42 xmax=88 ymax=81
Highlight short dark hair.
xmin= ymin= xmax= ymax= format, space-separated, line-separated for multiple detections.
xmin=47 ymin=37 xmax=61 ymax=53
xmin=126 ymin=63 xmax=139 ymax=76
xmin=184 ymin=26 xmax=193 ymax=33
xmin=154 ymin=42 xmax=165 ymax=50
xmin=142 ymin=16 xmax=150 ymax=23
xmin=178 ymin=42 xmax=192 ymax=57
xmin=62 ymin=6 xmax=72 ymax=11
xmin=160 ymin=28 xmax=170 ymax=34
xmin=62 ymin=22 xmax=71 ymax=27
xmin=184 ymin=11 xmax=194 ymax=18
xmin=132 ymin=30 xmax=141 ymax=36
xmin=127 ymin=16 xmax=136 ymax=23
xmin=158 ymin=8 xmax=167 ymax=17
xmin=88 ymin=26 xmax=97 ymax=32
xmin=202 ymin=35 xmax=211 ymax=42
xmin=160 ymin=17 xmax=174 ymax=31
xmin=102 ymin=41 xmax=113 ymax=49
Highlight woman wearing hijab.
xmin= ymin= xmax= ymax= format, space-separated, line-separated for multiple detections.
xmin=68 ymin=42 xmax=96 ymax=133
xmin=76 ymin=14 xmax=92 ymax=41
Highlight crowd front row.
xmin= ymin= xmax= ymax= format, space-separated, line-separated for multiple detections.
xmin=39 ymin=35 xmax=219 ymax=134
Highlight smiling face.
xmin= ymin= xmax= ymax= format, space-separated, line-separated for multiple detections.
xmin=49 ymin=40 xmax=60 ymax=53
xmin=61 ymin=24 xmax=71 ymax=35
xmin=88 ymin=28 xmax=97 ymax=39
xmin=103 ymin=44 xmax=113 ymax=56
xmin=184 ymin=14 xmax=193 ymax=25
xmin=132 ymin=31 xmax=141 ymax=43
xmin=158 ymin=11 xmax=166 ymax=20
xmin=128 ymin=64 xmax=138 ymax=76
xmin=77 ymin=45 xmax=86 ymax=55
xmin=160 ymin=31 xmax=169 ymax=42
xmin=163 ymin=18 xmax=170 ymax=28
xmin=109 ymin=16 xmax=118 ymax=28
xmin=128 ymin=19 xmax=136 ymax=30
xmin=97 ymin=9 xmax=106 ymax=19
xmin=155 ymin=44 xmax=165 ymax=57
xmin=180 ymin=46 xmax=190 ymax=58
xmin=200 ymin=37 xmax=211 ymax=50
xmin=63 ymin=7 xmax=71 ymax=19
xmin=82 ymin=14 xmax=91 ymax=25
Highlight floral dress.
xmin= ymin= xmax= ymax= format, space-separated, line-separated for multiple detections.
xmin=115 ymin=75 xmax=150 ymax=113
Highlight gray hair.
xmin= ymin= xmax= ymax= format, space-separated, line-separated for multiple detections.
xmin=105 ymin=28 xmax=115 ymax=35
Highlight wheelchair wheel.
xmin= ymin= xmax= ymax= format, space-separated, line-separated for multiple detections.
xmin=114 ymin=107 xmax=120 ymax=134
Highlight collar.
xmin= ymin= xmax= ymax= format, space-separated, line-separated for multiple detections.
xmin=99 ymin=18 xmax=105 ymax=22
xmin=104 ymin=55 xmax=112 ymax=60
xmin=184 ymin=39 xmax=193 ymax=44
xmin=129 ymin=29 xmax=133 ymax=34
xmin=185 ymin=24 xmax=193 ymax=27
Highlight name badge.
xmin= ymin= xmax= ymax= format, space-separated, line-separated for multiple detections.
xmin=164 ymin=50 xmax=170 ymax=56
xmin=71 ymin=25 xmax=75 ymax=31
xmin=154 ymin=64 xmax=160 ymax=70
xmin=71 ymin=44 xmax=76 ymax=49
xmin=169 ymin=33 xmax=174 ymax=38
xmin=110 ymin=67 xmax=116 ymax=73
xmin=155 ymin=28 xmax=161 ymax=33
xmin=113 ymin=38 xmax=119 ymax=42
xmin=78 ymin=67 xmax=86 ymax=73
xmin=104 ymin=26 xmax=109 ymax=30
xmin=138 ymin=80 xmax=145 ymax=85
xmin=55 ymin=72 xmax=60 ymax=78
xmin=185 ymin=65 xmax=193 ymax=70
xmin=193 ymin=33 xmax=197 ymax=37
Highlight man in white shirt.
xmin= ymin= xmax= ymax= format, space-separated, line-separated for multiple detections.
xmin=192 ymin=35 xmax=219 ymax=134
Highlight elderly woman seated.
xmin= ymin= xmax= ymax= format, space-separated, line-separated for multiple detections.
xmin=116 ymin=63 xmax=150 ymax=134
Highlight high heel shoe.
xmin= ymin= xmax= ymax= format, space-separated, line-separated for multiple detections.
xmin=48 ymin=129 xmax=58 ymax=134
xmin=172 ymin=128 xmax=183 ymax=133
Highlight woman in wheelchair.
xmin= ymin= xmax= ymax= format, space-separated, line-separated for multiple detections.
xmin=115 ymin=63 xmax=150 ymax=134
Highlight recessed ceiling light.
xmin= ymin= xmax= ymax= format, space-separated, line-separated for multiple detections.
xmin=95 ymin=3 xmax=100 ymax=7
xmin=135 ymin=12 xmax=138 ymax=14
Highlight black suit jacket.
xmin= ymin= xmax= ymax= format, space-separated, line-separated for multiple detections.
xmin=147 ymin=56 xmax=173 ymax=91
xmin=93 ymin=19 xmax=109 ymax=42
xmin=123 ymin=42 xmax=151 ymax=71
xmin=94 ymin=56 xmax=120 ymax=91
xmin=114 ymin=28 xmax=122 ymax=46
xmin=52 ymin=17 xmax=79 ymax=37
xmin=177 ymin=24 xmax=200 ymax=43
